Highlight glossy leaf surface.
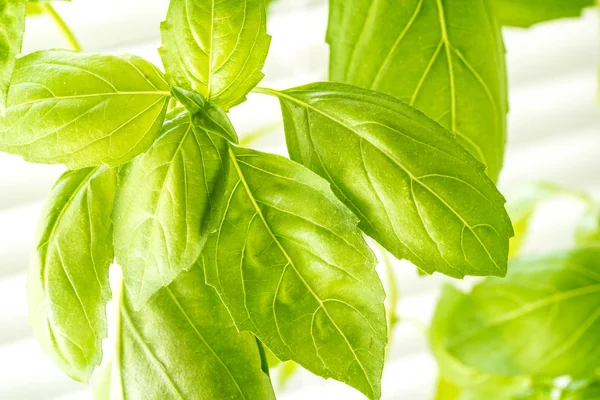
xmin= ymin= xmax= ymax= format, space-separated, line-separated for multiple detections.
xmin=202 ymin=145 xmax=386 ymax=399
xmin=268 ymin=82 xmax=512 ymax=278
xmin=113 ymin=106 xmax=232 ymax=309
xmin=96 ymin=264 xmax=276 ymax=400
xmin=0 ymin=50 xmax=170 ymax=168
xmin=160 ymin=0 xmax=271 ymax=110
xmin=327 ymin=0 xmax=508 ymax=181
xmin=439 ymin=247 xmax=600 ymax=378
xmin=28 ymin=166 xmax=117 ymax=382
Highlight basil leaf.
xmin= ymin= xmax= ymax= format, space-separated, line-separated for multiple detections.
xmin=561 ymin=379 xmax=600 ymax=400
xmin=327 ymin=0 xmax=508 ymax=182
xmin=431 ymin=285 xmax=532 ymax=398
xmin=493 ymin=0 xmax=594 ymax=28
xmin=0 ymin=0 xmax=26 ymax=114
xmin=160 ymin=0 xmax=271 ymax=110
xmin=263 ymin=82 xmax=512 ymax=278
xmin=202 ymin=145 xmax=386 ymax=399
xmin=440 ymin=247 xmax=600 ymax=379
xmin=97 ymin=263 xmax=276 ymax=399
xmin=113 ymin=105 xmax=232 ymax=310
xmin=28 ymin=166 xmax=117 ymax=382
xmin=0 ymin=50 xmax=171 ymax=168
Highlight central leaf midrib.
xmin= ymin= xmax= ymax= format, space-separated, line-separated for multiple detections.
xmin=227 ymin=147 xmax=374 ymax=395
xmin=270 ymin=89 xmax=501 ymax=273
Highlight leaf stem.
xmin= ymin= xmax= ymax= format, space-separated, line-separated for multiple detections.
xmin=381 ymin=248 xmax=400 ymax=333
xmin=42 ymin=4 xmax=82 ymax=52
xmin=252 ymin=87 xmax=279 ymax=96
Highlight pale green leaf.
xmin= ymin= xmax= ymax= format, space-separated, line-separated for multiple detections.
xmin=0 ymin=50 xmax=171 ymax=168
xmin=96 ymin=263 xmax=276 ymax=400
xmin=159 ymin=0 xmax=271 ymax=110
xmin=0 ymin=0 xmax=26 ymax=114
xmin=561 ymin=379 xmax=600 ymax=400
xmin=28 ymin=166 xmax=117 ymax=382
xmin=493 ymin=0 xmax=594 ymax=28
xmin=327 ymin=0 xmax=508 ymax=181
xmin=202 ymin=145 xmax=386 ymax=399
xmin=113 ymin=105 xmax=233 ymax=310
xmin=441 ymin=247 xmax=600 ymax=379
xmin=263 ymin=82 xmax=512 ymax=278
xmin=430 ymin=285 xmax=531 ymax=399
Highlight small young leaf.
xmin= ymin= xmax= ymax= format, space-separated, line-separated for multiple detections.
xmin=160 ymin=0 xmax=271 ymax=110
xmin=28 ymin=166 xmax=117 ymax=382
xmin=439 ymin=247 xmax=600 ymax=379
xmin=327 ymin=0 xmax=508 ymax=181
xmin=263 ymin=82 xmax=512 ymax=278
xmin=113 ymin=105 xmax=233 ymax=310
xmin=202 ymin=145 xmax=387 ymax=399
xmin=0 ymin=50 xmax=171 ymax=168
xmin=97 ymin=263 xmax=276 ymax=400
xmin=493 ymin=0 xmax=594 ymax=28
xmin=0 ymin=0 xmax=26 ymax=114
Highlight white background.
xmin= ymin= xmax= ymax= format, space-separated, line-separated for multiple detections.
xmin=0 ymin=0 xmax=598 ymax=399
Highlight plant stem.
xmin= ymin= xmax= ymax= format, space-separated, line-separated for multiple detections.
xmin=42 ymin=4 xmax=82 ymax=52
xmin=381 ymin=248 xmax=400 ymax=334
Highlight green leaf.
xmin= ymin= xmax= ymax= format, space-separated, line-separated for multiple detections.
xmin=0 ymin=50 xmax=171 ymax=168
xmin=96 ymin=263 xmax=276 ymax=400
xmin=430 ymin=285 xmax=532 ymax=398
xmin=327 ymin=0 xmax=508 ymax=182
xmin=202 ymin=145 xmax=387 ymax=399
xmin=440 ymin=247 xmax=600 ymax=379
xmin=28 ymin=166 xmax=117 ymax=382
xmin=262 ymin=82 xmax=512 ymax=278
xmin=159 ymin=0 xmax=271 ymax=110
xmin=113 ymin=105 xmax=233 ymax=310
xmin=0 ymin=0 xmax=26 ymax=114
xmin=561 ymin=379 xmax=600 ymax=400
xmin=492 ymin=0 xmax=594 ymax=28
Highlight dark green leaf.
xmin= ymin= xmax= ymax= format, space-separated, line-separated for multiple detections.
xmin=202 ymin=145 xmax=386 ymax=399
xmin=493 ymin=0 xmax=594 ymax=28
xmin=327 ymin=0 xmax=508 ymax=181
xmin=96 ymin=263 xmax=276 ymax=399
xmin=264 ymin=82 xmax=512 ymax=278
xmin=0 ymin=0 xmax=26 ymax=114
xmin=113 ymin=106 xmax=232 ymax=310
xmin=160 ymin=0 xmax=271 ymax=110
xmin=28 ymin=166 xmax=117 ymax=382
xmin=0 ymin=50 xmax=170 ymax=168
xmin=441 ymin=247 xmax=600 ymax=379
